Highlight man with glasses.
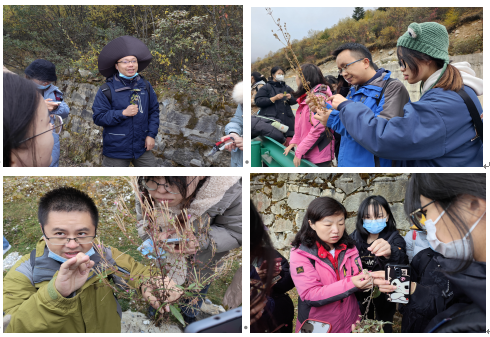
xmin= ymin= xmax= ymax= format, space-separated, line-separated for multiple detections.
xmin=3 ymin=187 xmax=181 ymax=332
xmin=310 ymin=43 xmax=409 ymax=167
xmin=93 ymin=35 xmax=160 ymax=167
xmin=24 ymin=59 xmax=70 ymax=167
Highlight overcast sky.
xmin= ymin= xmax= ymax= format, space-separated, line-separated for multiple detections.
xmin=252 ymin=7 xmax=376 ymax=62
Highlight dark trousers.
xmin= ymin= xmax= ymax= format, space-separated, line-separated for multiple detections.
xmin=102 ymin=150 xmax=157 ymax=167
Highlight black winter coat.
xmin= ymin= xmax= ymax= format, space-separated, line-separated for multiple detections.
xmin=254 ymin=81 xmax=297 ymax=137
xmin=399 ymin=248 xmax=480 ymax=333
xmin=420 ymin=254 xmax=485 ymax=333
xmin=251 ymin=115 xmax=286 ymax=144
xmin=350 ymin=229 xmax=408 ymax=272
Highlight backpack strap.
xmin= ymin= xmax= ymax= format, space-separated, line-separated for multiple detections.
xmin=456 ymin=88 xmax=483 ymax=142
xmin=373 ymin=77 xmax=395 ymax=166
xmin=308 ymin=258 xmax=316 ymax=269
xmin=100 ymin=83 xmax=112 ymax=102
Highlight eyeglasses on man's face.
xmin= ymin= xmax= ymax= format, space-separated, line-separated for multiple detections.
xmin=117 ymin=60 xmax=138 ymax=65
xmin=44 ymin=235 xmax=96 ymax=245
xmin=19 ymin=114 xmax=63 ymax=144
xmin=338 ymin=58 xmax=365 ymax=75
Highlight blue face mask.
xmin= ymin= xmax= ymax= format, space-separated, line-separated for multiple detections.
xmin=48 ymin=246 xmax=96 ymax=263
xmin=37 ymin=84 xmax=51 ymax=90
xmin=363 ymin=218 xmax=387 ymax=234
xmin=119 ymin=72 xmax=139 ymax=80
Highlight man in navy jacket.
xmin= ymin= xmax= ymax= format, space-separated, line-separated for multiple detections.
xmin=92 ymin=36 xmax=160 ymax=167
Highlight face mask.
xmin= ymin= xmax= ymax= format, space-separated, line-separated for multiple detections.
xmin=275 ymin=74 xmax=284 ymax=82
xmin=425 ymin=210 xmax=485 ymax=260
xmin=119 ymin=72 xmax=139 ymax=80
xmin=47 ymin=245 xmax=96 ymax=263
xmin=363 ymin=218 xmax=387 ymax=234
xmin=37 ymin=84 xmax=51 ymax=90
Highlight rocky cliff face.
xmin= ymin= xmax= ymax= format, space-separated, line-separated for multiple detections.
xmin=58 ymin=72 xmax=235 ymax=167
xmin=251 ymin=173 xmax=411 ymax=259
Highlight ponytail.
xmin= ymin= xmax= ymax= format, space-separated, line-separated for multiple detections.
xmin=433 ymin=62 xmax=463 ymax=92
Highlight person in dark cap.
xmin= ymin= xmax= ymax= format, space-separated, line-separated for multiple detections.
xmin=92 ymin=35 xmax=160 ymax=167
xmin=25 ymin=59 xmax=69 ymax=167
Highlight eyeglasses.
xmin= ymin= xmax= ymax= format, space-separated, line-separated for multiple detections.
xmin=19 ymin=114 xmax=63 ymax=144
xmin=44 ymin=235 xmax=96 ymax=245
xmin=398 ymin=59 xmax=407 ymax=70
xmin=117 ymin=60 xmax=138 ymax=65
xmin=338 ymin=58 xmax=365 ymax=75
xmin=409 ymin=200 xmax=436 ymax=230
xmin=143 ymin=177 xmax=197 ymax=194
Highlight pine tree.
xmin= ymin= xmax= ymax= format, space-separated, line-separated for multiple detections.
xmin=352 ymin=7 xmax=365 ymax=21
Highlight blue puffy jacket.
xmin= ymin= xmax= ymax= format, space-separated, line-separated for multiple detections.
xmin=43 ymin=84 xmax=70 ymax=167
xmin=337 ymin=85 xmax=483 ymax=167
xmin=327 ymin=69 xmax=410 ymax=167
xmin=92 ymin=74 xmax=160 ymax=160
xmin=225 ymin=104 xmax=243 ymax=167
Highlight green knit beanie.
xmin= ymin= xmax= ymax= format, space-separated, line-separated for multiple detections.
xmin=397 ymin=22 xmax=449 ymax=62
xmin=397 ymin=22 xmax=450 ymax=91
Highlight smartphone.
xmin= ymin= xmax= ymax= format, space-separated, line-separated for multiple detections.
xmin=184 ymin=307 xmax=242 ymax=333
xmin=385 ymin=264 xmax=411 ymax=304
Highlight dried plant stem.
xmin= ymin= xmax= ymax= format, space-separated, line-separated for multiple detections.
xmin=266 ymin=8 xmax=332 ymax=138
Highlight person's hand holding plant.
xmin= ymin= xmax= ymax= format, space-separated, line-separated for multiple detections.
xmin=142 ymin=276 xmax=183 ymax=313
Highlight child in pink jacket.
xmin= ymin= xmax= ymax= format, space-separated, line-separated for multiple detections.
xmin=289 ymin=197 xmax=373 ymax=333
xmin=284 ymin=64 xmax=335 ymax=167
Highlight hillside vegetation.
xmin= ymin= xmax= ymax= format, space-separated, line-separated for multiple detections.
xmin=252 ymin=7 xmax=482 ymax=75
xmin=4 ymin=5 xmax=242 ymax=104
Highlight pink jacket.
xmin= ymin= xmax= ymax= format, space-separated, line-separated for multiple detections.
xmin=290 ymin=243 xmax=363 ymax=333
xmin=290 ymin=84 xmax=335 ymax=164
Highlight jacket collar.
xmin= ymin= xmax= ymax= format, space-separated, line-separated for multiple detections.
xmin=33 ymin=239 xmax=104 ymax=285
xmin=111 ymin=73 xmax=142 ymax=92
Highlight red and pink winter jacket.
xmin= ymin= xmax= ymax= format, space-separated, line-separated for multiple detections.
xmin=290 ymin=242 xmax=363 ymax=333
xmin=290 ymin=84 xmax=335 ymax=164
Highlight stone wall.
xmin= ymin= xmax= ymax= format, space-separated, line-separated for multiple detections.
xmin=286 ymin=52 xmax=483 ymax=105
xmin=58 ymin=70 xmax=234 ymax=167
xmin=251 ymin=173 xmax=411 ymax=259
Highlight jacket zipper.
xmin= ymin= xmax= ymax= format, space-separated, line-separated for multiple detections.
xmin=108 ymin=133 xmax=125 ymax=136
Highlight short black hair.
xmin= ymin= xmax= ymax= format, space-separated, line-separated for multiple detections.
xmin=332 ymin=43 xmax=376 ymax=69
xmin=355 ymin=195 xmax=397 ymax=238
xmin=38 ymin=186 xmax=99 ymax=230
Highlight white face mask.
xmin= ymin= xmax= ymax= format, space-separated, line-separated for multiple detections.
xmin=425 ymin=209 xmax=485 ymax=260
xmin=275 ymin=74 xmax=284 ymax=82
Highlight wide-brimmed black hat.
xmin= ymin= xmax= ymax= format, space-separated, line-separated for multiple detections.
xmin=24 ymin=59 xmax=57 ymax=82
xmin=98 ymin=35 xmax=152 ymax=78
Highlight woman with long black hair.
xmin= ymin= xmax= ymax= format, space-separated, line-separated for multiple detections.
xmin=372 ymin=173 xmax=486 ymax=332
xmin=3 ymin=72 xmax=58 ymax=167
xmin=283 ymin=63 xmax=335 ymax=167
xmin=350 ymin=195 xmax=408 ymax=333
xmin=250 ymin=200 xmax=295 ymax=333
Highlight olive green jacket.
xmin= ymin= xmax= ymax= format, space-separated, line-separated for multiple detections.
xmin=3 ymin=239 xmax=150 ymax=333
